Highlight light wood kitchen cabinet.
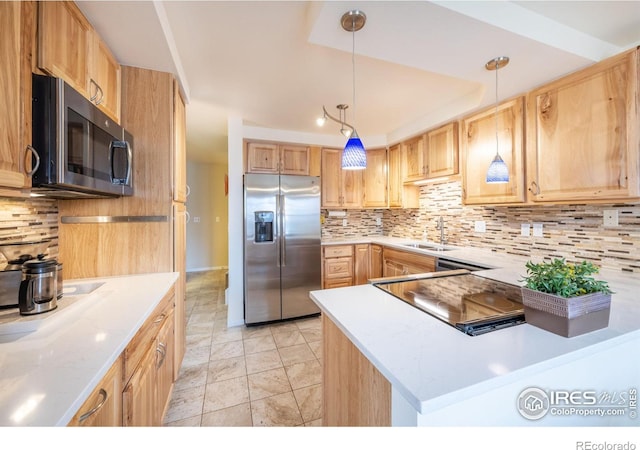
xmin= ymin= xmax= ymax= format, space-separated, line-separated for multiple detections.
xmin=68 ymin=356 xmax=123 ymax=427
xmin=353 ymin=244 xmax=370 ymax=285
xmin=154 ymin=309 xmax=174 ymax=425
xmin=173 ymin=80 xmax=187 ymax=202
xmin=38 ymin=1 xmax=121 ymax=122
xmin=402 ymin=134 xmax=427 ymax=182
xmin=0 ymin=1 xmax=36 ymax=193
xmin=363 ymin=148 xmax=388 ymax=208
xmin=382 ymin=247 xmax=436 ymax=277
xmin=172 ymin=203 xmax=187 ymax=381
xmin=461 ymin=97 xmax=526 ymax=205
xmin=369 ymin=244 xmax=383 ymax=279
xmin=323 ymin=315 xmax=391 ymax=426
xmin=322 ymin=244 xmax=354 ymax=289
xmin=321 ymin=148 xmax=363 ymax=209
xmin=245 ymin=141 xmax=310 ymax=176
xmin=526 ymin=47 xmax=639 ymax=203
xmin=426 ymin=122 xmax=459 ymax=178
xmin=388 ymin=144 xmax=419 ymax=208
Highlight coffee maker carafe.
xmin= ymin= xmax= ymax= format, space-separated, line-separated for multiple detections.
xmin=18 ymin=258 xmax=58 ymax=315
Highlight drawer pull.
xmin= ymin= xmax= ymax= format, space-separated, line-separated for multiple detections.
xmin=156 ymin=342 xmax=167 ymax=368
xmin=78 ymin=389 xmax=107 ymax=423
xmin=153 ymin=313 xmax=166 ymax=324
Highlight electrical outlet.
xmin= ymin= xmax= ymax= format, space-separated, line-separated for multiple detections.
xmin=342 ymin=218 xmax=347 ymax=227
xmin=533 ymin=223 xmax=543 ymax=237
xmin=376 ymin=217 xmax=382 ymax=226
xmin=521 ymin=223 xmax=530 ymax=237
xmin=603 ymin=209 xmax=619 ymax=227
xmin=474 ymin=220 xmax=486 ymax=233
xmin=194 ymin=216 xmax=201 ymax=223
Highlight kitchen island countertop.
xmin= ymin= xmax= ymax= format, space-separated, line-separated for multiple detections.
xmin=310 ymin=246 xmax=640 ymax=425
xmin=0 ymin=272 xmax=178 ymax=426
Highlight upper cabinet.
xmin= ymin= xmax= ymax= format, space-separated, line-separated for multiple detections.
xmin=362 ymin=148 xmax=388 ymax=208
xmin=388 ymin=144 xmax=419 ymax=208
xmin=246 ymin=141 xmax=310 ymax=176
xmin=402 ymin=134 xmax=427 ymax=182
xmin=526 ymin=47 xmax=639 ymax=203
xmin=38 ymin=1 xmax=121 ymax=122
xmin=461 ymin=97 xmax=526 ymax=205
xmin=173 ymin=80 xmax=187 ymax=203
xmin=0 ymin=1 xmax=36 ymax=192
xmin=321 ymin=147 xmax=362 ymax=209
xmin=426 ymin=122 xmax=459 ymax=178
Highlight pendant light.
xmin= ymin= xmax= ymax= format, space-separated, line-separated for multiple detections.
xmin=316 ymin=10 xmax=367 ymax=170
xmin=485 ymin=56 xmax=510 ymax=184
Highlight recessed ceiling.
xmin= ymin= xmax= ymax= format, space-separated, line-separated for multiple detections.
xmin=76 ymin=1 xmax=640 ymax=165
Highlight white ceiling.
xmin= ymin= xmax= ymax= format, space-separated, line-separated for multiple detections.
xmin=76 ymin=1 xmax=640 ymax=165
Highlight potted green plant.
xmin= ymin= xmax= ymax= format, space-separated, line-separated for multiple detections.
xmin=520 ymin=258 xmax=613 ymax=337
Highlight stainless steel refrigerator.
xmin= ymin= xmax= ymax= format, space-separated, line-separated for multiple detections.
xmin=244 ymin=174 xmax=321 ymax=324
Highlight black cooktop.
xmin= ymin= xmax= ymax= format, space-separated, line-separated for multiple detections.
xmin=373 ymin=270 xmax=525 ymax=336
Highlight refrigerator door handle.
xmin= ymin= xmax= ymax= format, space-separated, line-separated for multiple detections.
xmin=280 ymin=193 xmax=286 ymax=267
xmin=275 ymin=194 xmax=281 ymax=268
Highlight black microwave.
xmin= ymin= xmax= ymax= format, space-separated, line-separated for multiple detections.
xmin=31 ymin=74 xmax=133 ymax=198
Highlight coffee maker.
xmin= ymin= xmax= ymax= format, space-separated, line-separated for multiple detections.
xmin=19 ymin=258 xmax=59 ymax=315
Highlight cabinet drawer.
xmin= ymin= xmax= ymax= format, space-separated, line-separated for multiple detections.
xmin=323 ymin=277 xmax=353 ymax=289
xmin=123 ymin=287 xmax=175 ymax=384
xmin=324 ymin=245 xmax=353 ymax=258
xmin=324 ymin=257 xmax=353 ymax=280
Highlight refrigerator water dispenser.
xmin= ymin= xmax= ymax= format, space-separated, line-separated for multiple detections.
xmin=254 ymin=211 xmax=274 ymax=242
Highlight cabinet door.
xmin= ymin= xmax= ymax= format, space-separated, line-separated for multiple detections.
xmin=68 ymin=357 xmax=123 ymax=426
xmin=363 ymin=148 xmax=388 ymax=208
xmin=280 ymin=145 xmax=310 ymax=175
xmin=91 ymin=33 xmax=121 ymax=122
xmin=172 ymin=204 xmax=186 ymax=380
xmin=426 ymin=122 xmax=459 ymax=178
xmin=403 ymin=135 xmax=427 ymax=182
xmin=123 ymin=344 xmax=156 ymax=427
xmin=173 ymin=81 xmax=188 ymax=202
xmin=0 ymin=1 xmax=34 ymax=190
xmin=341 ymin=167 xmax=363 ymax=208
xmin=246 ymin=142 xmax=279 ymax=174
xmin=383 ymin=259 xmax=404 ymax=277
xmin=526 ymin=48 xmax=639 ymax=202
xmin=353 ymin=244 xmax=370 ymax=285
xmin=388 ymin=144 xmax=419 ymax=209
xmin=38 ymin=1 xmax=92 ymax=98
xmin=155 ymin=311 xmax=174 ymax=426
xmin=321 ymin=148 xmax=344 ymax=208
xmin=369 ymin=244 xmax=383 ymax=279
xmin=462 ymin=97 xmax=526 ymax=205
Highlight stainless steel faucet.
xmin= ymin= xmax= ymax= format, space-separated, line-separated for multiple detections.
xmin=435 ymin=216 xmax=447 ymax=246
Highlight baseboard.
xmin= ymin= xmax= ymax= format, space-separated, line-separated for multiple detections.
xmin=186 ymin=265 xmax=229 ymax=273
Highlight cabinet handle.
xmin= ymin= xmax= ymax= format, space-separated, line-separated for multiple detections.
xmin=89 ymin=79 xmax=99 ymax=102
xmin=24 ymin=145 xmax=40 ymax=176
xmin=153 ymin=313 xmax=166 ymax=324
xmin=185 ymin=211 xmax=191 ymax=223
xmin=186 ymin=185 xmax=191 ymax=197
xmin=528 ymin=180 xmax=540 ymax=195
xmin=78 ymin=389 xmax=108 ymax=423
xmin=95 ymin=85 xmax=104 ymax=106
xmin=156 ymin=342 xmax=167 ymax=368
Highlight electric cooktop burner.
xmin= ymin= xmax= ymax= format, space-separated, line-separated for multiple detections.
xmin=373 ymin=270 xmax=526 ymax=336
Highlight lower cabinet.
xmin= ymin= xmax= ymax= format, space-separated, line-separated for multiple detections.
xmin=322 ymin=245 xmax=354 ymax=289
xmin=68 ymin=356 xmax=123 ymax=427
xmin=382 ymin=248 xmax=436 ymax=277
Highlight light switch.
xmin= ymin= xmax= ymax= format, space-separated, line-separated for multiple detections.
xmin=474 ymin=221 xmax=486 ymax=233
xmin=521 ymin=223 xmax=530 ymax=237
xmin=376 ymin=217 xmax=382 ymax=226
xmin=342 ymin=218 xmax=347 ymax=227
xmin=603 ymin=210 xmax=618 ymax=227
xmin=533 ymin=223 xmax=543 ymax=237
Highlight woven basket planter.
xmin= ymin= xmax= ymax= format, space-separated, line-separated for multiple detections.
xmin=521 ymin=287 xmax=611 ymax=338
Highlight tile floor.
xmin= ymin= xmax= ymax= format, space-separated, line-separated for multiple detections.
xmin=163 ymin=269 xmax=323 ymax=426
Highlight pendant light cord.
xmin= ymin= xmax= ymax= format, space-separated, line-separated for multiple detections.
xmin=494 ymin=64 xmax=499 ymax=157
xmin=352 ymin=16 xmax=357 ymax=131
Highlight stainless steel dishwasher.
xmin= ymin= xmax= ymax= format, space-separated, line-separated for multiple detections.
xmin=435 ymin=258 xmax=491 ymax=272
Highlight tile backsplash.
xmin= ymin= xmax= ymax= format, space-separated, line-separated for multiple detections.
xmin=0 ymin=198 xmax=59 ymax=265
xmin=323 ymin=180 xmax=640 ymax=273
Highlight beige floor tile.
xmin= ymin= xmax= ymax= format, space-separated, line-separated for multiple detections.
xmin=251 ymin=392 xmax=303 ymax=426
xmin=300 ymin=328 xmax=322 ymax=343
xmin=187 ymin=322 xmax=214 ymax=336
xmin=272 ymin=329 xmax=307 ymax=348
xmin=207 ymin=356 xmax=246 ymax=382
xmin=245 ymin=349 xmax=283 ymax=374
xmin=268 ymin=321 xmax=299 ymax=333
xmin=243 ymin=335 xmax=277 ymax=354
xmin=173 ymin=362 xmax=209 ymax=392
xmin=293 ymin=384 xmax=322 ymax=423
xmin=201 ymin=403 xmax=253 ymax=426
xmin=242 ymin=326 xmax=272 ymax=340
xmin=163 ymin=384 xmax=206 ymax=424
xmin=164 ymin=415 xmax=202 ymax=426
xmin=305 ymin=418 xmax=323 ymax=426
xmin=186 ymin=333 xmax=213 ymax=348
xmin=182 ymin=345 xmax=212 ymax=368
xmin=189 ymin=311 xmax=217 ymax=324
xmin=203 ymin=376 xmax=250 ymax=413
xmin=248 ymin=367 xmax=292 ymax=401
xmin=210 ymin=340 xmax=244 ymax=361
xmin=211 ymin=327 xmax=243 ymax=344
xmin=278 ymin=343 xmax=316 ymax=366
xmin=295 ymin=316 xmax=321 ymax=330
xmin=307 ymin=340 xmax=322 ymax=361
xmin=285 ymin=360 xmax=322 ymax=390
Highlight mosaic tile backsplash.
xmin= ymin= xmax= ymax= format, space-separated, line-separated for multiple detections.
xmin=322 ymin=180 xmax=640 ymax=273
xmin=0 ymin=198 xmax=59 ymax=265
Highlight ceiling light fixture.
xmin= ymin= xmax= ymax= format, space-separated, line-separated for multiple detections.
xmin=485 ymin=56 xmax=510 ymax=184
xmin=316 ymin=9 xmax=367 ymax=170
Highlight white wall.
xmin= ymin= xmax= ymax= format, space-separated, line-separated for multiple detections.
xmin=185 ymin=161 xmax=228 ymax=272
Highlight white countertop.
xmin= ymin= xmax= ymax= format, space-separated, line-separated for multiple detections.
xmin=311 ymin=240 xmax=640 ymax=415
xmin=0 ymin=272 xmax=178 ymax=426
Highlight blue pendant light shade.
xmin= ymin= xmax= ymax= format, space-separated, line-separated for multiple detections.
xmin=342 ymin=131 xmax=367 ymax=170
xmin=486 ymin=154 xmax=509 ymax=183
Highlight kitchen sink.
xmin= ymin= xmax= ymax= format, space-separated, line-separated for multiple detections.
xmin=401 ymin=243 xmax=455 ymax=252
